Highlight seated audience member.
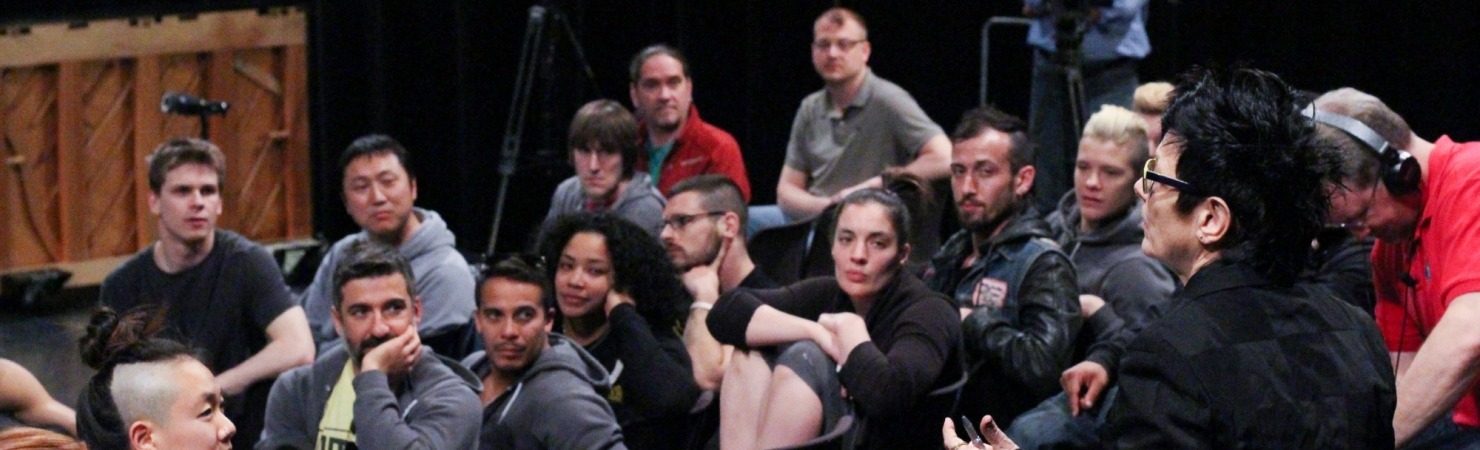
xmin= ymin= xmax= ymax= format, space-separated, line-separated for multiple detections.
xmin=542 ymin=100 xmax=667 ymax=241
xmin=748 ymin=7 xmax=951 ymax=235
xmin=100 ymin=137 xmax=313 ymax=448
xmin=1308 ymin=87 xmax=1480 ymax=447
xmin=629 ymin=45 xmax=753 ymax=201
xmin=1008 ymin=105 xmax=1175 ymax=449
xmin=708 ymin=189 xmax=962 ymax=450
xmin=0 ymin=359 xmax=76 ymax=435
xmin=0 ymin=426 xmax=86 ymax=449
xmin=539 ymin=214 xmax=699 ymax=450
xmin=1130 ymin=81 xmax=1172 ymax=149
xmin=301 ymin=134 xmax=476 ymax=356
xmin=76 ymin=306 xmax=236 ymax=450
xmin=1099 ymin=66 xmax=1394 ymax=446
xmin=461 ymin=255 xmax=626 ymax=450
xmin=662 ymin=175 xmax=777 ymax=448
xmin=922 ymin=106 xmax=1080 ymax=427
xmin=259 ymin=241 xmax=481 ymax=449
xmin=662 ymin=175 xmax=778 ymax=391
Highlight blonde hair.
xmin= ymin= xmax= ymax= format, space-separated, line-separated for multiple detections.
xmin=1132 ymin=82 xmax=1174 ymax=115
xmin=1081 ymin=104 xmax=1150 ymax=169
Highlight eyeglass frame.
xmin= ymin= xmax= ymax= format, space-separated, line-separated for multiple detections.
xmin=661 ymin=211 xmax=728 ymax=231
xmin=1141 ymin=157 xmax=1198 ymax=195
xmin=810 ymin=38 xmax=866 ymax=52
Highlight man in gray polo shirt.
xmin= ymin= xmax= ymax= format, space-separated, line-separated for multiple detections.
xmin=749 ymin=6 xmax=951 ymax=234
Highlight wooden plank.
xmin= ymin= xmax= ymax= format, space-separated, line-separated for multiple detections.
xmin=133 ymin=56 xmax=162 ymax=249
xmin=205 ymin=49 xmax=238 ymax=232
xmin=282 ymin=45 xmax=311 ymax=238
xmin=0 ymin=9 xmax=306 ymax=69
xmin=1 ymin=68 xmax=64 ymax=267
xmin=80 ymin=61 xmax=136 ymax=257
xmin=0 ymin=69 xmax=10 ymax=268
xmin=55 ymin=62 xmax=83 ymax=261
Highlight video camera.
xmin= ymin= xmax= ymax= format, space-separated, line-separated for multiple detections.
xmin=1047 ymin=0 xmax=1113 ymax=67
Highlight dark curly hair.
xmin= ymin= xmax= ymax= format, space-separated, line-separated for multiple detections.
xmin=76 ymin=305 xmax=199 ymax=450
xmin=539 ymin=213 xmax=691 ymax=329
xmin=1160 ymin=65 xmax=1343 ymax=285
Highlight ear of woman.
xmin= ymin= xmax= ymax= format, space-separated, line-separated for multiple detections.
xmin=1197 ymin=197 xmax=1232 ymax=245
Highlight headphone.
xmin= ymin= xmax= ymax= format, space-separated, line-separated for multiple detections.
xmin=1302 ymin=104 xmax=1422 ymax=195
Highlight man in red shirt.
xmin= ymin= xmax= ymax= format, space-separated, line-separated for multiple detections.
xmin=1312 ymin=87 xmax=1480 ymax=448
xmin=628 ymin=44 xmax=752 ymax=201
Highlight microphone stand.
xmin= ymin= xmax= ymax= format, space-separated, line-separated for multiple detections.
xmin=197 ymin=112 xmax=211 ymax=140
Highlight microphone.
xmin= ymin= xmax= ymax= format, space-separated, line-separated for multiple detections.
xmin=160 ymin=92 xmax=229 ymax=116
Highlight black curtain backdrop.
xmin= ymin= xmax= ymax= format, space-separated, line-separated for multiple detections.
xmin=5 ymin=1 xmax=1479 ymax=255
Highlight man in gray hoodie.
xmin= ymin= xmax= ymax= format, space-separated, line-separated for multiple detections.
xmin=460 ymin=255 xmax=626 ymax=450
xmin=302 ymin=134 xmax=477 ymax=355
xmin=259 ymin=240 xmax=481 ymax=449
xmin=1009 ymin=104 xmax=1176 ymax=449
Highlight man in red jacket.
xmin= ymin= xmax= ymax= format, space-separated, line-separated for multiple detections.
xmin=628 ymin=44 xmax=752 ymax=201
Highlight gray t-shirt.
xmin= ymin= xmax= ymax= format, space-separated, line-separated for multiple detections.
xmin=784 ymin=70 xmax=945 ymax=196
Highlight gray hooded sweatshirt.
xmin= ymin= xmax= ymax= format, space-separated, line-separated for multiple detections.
xmin=1046 ymin=191 xmax=1176 ymax=357
xmin=257 ymin=343 xmax=482 ymax=449
xmin=461 ymin=334 xmax=627 ymax=450
xmin=303 ymin=208 xmax=476 ymax=345
xmin=540 ymin=172 xmax=666 ymax=240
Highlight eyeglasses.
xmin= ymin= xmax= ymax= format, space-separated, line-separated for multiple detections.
xmin=1141 ymin=157 xmax=1196 ymax=195
xmin=811 ymin=38 xmax=866 ymax=52
xmin=662 ymin=211 xmax=726 ymax=230
xmin=1326 ymin=183 xmax=1378 ymax=230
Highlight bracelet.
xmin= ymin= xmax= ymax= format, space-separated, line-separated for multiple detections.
xmin=950 ymin=442 xmax=971 ymax=450
xmin=690 ymin=302 xmax=714 ymax=311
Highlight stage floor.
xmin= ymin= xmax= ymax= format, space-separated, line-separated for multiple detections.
xmin=0 ymin=300 xmax=95 ymax=408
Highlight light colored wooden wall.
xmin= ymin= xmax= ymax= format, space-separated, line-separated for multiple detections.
xmin=0 ymin=8 xmax=311 ymax=271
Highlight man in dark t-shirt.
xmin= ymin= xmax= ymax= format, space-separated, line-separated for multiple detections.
xmin=99 ymin=137 xmax=314 ymax=448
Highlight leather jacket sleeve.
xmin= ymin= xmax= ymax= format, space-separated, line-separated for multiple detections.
xmin=961 ymin=251 xmax=1082 ymax=397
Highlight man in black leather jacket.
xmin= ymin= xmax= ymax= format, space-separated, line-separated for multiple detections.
xmin=923 ymin=106 xmax=1080 ymax=427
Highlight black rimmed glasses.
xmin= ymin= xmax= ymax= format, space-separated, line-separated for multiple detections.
xmin=662 ymin=211 xmax=727 ymax=231
xmin=811 ymin=38 xmax=866 ymax=52
xmin=1141 ymin=157 xmax=1196 ymax=195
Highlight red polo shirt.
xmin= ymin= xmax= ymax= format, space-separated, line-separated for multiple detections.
xmin=1374 ymin=136 xmax=1480 ymax=427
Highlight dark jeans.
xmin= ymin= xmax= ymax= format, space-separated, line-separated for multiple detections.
xmin=1408 ymin=418 xmax=1480 ymax=450
xmin=1028 ymin=52 xmax=1138 ymax=213
xmin=1006 ymin=386 xmax=1119 ymax=450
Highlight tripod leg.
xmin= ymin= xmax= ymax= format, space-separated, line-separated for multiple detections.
xmin=1064 ymin=67 xmax=1087 ymax=142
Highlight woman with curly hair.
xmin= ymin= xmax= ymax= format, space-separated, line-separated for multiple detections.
xmin=539 ymin=213 xmax=699 ymax=450
xmin=75 ymin=306 xmax=235 ymax=450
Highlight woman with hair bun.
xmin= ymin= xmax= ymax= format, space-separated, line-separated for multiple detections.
xmin=76 ymin=307 xmax=235 ymax=450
